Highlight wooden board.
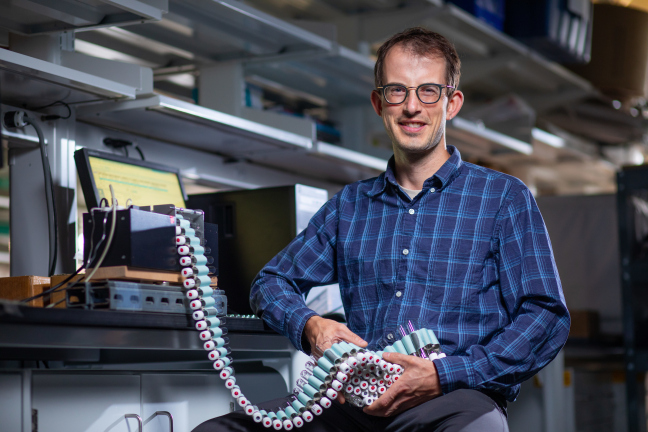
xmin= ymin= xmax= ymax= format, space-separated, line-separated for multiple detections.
xmin=86 ymin=266 xmax=183 ymax=283
xmin=0 ymin=275 xmax=50 ymax=307
xmin=85 ymin=266 xmax=218 ymax=286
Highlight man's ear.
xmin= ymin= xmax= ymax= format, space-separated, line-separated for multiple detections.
xmin=446 ymin=90 xmax=464 ymax=121
xmin=370 ymin=90 xmax=383 ymax=117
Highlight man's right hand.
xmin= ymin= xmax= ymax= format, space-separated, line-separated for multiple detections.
xmin=303 ymin=315 xmax=368 ymax=358
xmin=303 ymin=315 xmax=368 ymax=405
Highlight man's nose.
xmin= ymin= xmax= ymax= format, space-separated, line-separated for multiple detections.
xmin=404 ymin=88 xmax=422 ymax=114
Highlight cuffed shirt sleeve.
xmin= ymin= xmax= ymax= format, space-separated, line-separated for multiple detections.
xmin=433 ymin=187 xmax=570 ymax=400
xmin=250 ymin=195 xmax=339 ymax=353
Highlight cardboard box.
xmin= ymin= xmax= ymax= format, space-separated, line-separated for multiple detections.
xmin=569 ymin=310 xmax=600 ymax=339
xmin=0 ymin=275 xmax=51 ymax=307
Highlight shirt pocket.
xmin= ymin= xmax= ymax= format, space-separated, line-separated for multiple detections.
xmin=427 ymin=236 xmax=484 ymax=312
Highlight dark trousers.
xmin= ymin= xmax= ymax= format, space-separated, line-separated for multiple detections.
xmin=192 ymin=389 xmax=508 ymax=432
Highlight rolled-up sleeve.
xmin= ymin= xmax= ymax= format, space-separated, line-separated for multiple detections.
xmin=250 ymin=195 xmax=340 ymax=352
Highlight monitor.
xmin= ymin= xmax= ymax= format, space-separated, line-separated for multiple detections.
xmin=75 ymin=148 xmax=187 ymax=210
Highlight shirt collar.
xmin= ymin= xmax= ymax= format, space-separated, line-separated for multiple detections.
xmin=367 ymin=145 xmax=463 ymax=197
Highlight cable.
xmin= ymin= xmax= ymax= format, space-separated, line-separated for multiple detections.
xmin=134 ymin=145 xmax=145 ymax=160
xmin=20 ymin=264 xmax=85 ymax=304
xmin=30 ymin=100 xmax=72 ymax=121
xmin=84 ymin=185 xmax=117 ymax=281
xmin=24 ymin=116 xmax=58 ymax=276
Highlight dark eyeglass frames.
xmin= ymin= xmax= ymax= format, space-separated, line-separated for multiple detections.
xmin=376 ymin=83 xmax=455 ymax=105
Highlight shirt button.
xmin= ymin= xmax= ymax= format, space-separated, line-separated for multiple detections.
xmin=396 ymin=291 xmax=402 ymax=297
xmin=430 ymin=187 xmax=436 ymax=193
xmin=408 ymin=209 xmax=415 ymax=215
xmin=387 ymin=333 xmax=394 ymax=340
xmin=402 ymin=249 xmax=409 ymax=255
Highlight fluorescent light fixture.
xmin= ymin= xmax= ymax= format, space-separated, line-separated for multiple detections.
xmin=162 ymin=73 xmax=195 ymax=89
xmin=532 ymin=128 xmax=565 ymax=148
xmin=75 ymin=39 xmax=157 ymax=68
xmin=95 ymin=27 xmax=195 ymax=60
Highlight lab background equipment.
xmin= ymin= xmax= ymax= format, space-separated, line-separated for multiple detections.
xmin=187 ymin=184 xmax=328 ymax=316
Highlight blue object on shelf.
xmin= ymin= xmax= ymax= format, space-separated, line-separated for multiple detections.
xmin=449 ymin=0 xmax=506 ymax=31
xmin=504 ymin=0 xmax=592 ymax=64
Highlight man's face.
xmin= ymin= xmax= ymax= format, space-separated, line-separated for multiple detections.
xmin=370 ymin=45 xmax=463 ymax=157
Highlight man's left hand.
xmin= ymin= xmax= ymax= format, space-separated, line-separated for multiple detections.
xmin=363 ymin=352 xmax=442 ymax=417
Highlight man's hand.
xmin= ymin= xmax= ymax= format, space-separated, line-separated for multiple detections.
xmin=303 ymin=315 xmax=368 ymax=357
xmin=363 ymin=352 xmax=442 ymax=417
xmin=303 ymin=315 xmax=368 ymax=405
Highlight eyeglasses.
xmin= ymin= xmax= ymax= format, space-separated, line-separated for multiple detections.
xmin=376 ymin=83 xmax=455 ymax=105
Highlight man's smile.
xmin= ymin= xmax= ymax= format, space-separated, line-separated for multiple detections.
xmin=398 ymin=121 xmax=427 ymax=133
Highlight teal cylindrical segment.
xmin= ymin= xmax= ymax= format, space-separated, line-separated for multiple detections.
xmin=417 ymin=329 xmax=432 ymax=346
xmin=217 ymin=347 xmax=228 ymax=357
xmin=197 ymin=275 xmax=212 ymax=287
xmin=268 ymin=412 xmax=277 ymax=419
xmin=188 ymin=236 xmax=201 ymax=247
xmin=384 ymin=346 xmax=396 ymax=353
xmin=259 ymin=410 xmax=267 ymax=416
xmin=214 ymin=337 xmax=226 ymax=348
xmin=312 ymin=367 xmax=327 ymax=382
xmin=302 ymin=383 xmax=318 ymax=398
xmin=201 ymin=297 xmax=216 ymax=307
xmin=194 ymin=265 xmax=211 ymax=276
xmin=211 ymin=327 xmax=223 ymax=338
xmin=208 ymin=317 xmax=221 ymax=328
xmin=200 ymin=286 xmax=215 ymax=297
xmin=292 ymin=400 xmax=305 ymax=412
xmin=330 ymin=344 xmax=346 ymax=358
xmin=193 ymin=254 xmax=208 ymax=265
xmin=426 ymin=329 xmax=440 ymax=345
xmin=308 ymin=375 xmax=324 ymax=389
xmin=297 ymin=392 xmax=311 ymax=406
xmin=183 ymin=227 xmax=196 ymax=237
xmin=392 ymin=340 xmax=407 ymax=355
xmin=317 ymin=356 xmax=334 ymax=371
xmin=402 ymin=335 xmax=415 ymax=354
xmin=179 ymin=219 xmax=190 ymax=228
xmin=190 ymin=245 xmax=205 ymax=256
xmin=345 ymin=342 xmax=360 ymax=351
xmin=285 ymin=407 xmax=297 ymax=418
xmin=276 ymin=410 xmax=287 ymax=420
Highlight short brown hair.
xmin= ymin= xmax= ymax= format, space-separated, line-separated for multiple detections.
xmin=374 ymin=27 xmax=461 ymax=95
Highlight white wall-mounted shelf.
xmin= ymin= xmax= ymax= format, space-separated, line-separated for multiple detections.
xmin=0 ymin=49 xmax=137 ymax=108
xmin=0 ymin=0 xmax=167 ymax=35
xmin=78 ymin=94 xmax=386 ymax=185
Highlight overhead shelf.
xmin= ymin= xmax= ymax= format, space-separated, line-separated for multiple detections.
xmin=448 ymin=117 xmax=533 ymax=157
xmin=77 ymin=94 xmax=386 ymax=185
xmin=86 ymin=0 xmax=376 ymax=106
xmin=0 ymin=48 xmax=137 ymax=108
xmin=0 ymin=0 xmax=167 ymax=34
xmin=424 ymin=4 xmax=596 ymax=113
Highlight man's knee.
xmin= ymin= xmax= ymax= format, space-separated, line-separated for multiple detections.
xmin=389 ymin=389 xmax=508 ymax=432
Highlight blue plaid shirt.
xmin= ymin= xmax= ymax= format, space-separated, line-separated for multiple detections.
xmin=251 ymin=146 xmax=570 ymax=402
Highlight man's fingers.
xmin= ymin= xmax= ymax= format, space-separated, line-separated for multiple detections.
xmin=339 ymin=326 xmax=368 ymax=347
xmin=382 ymin=351 xmax=418 ymax=366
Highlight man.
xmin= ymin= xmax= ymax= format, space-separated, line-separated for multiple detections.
xmin=195 ymin=27 xmax=569 ymax=432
